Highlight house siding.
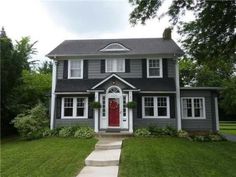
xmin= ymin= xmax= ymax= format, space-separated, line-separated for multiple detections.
xmin=168 ymin=59 xmax=176 ymax=78
xmin=180 ymin=90 xmax=215 ymax=131
xmin=57 ymin=60 xmax=64 ymax=79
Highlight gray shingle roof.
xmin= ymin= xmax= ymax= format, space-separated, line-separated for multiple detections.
xmin=47 ymin=38 xmax=184 ymax=57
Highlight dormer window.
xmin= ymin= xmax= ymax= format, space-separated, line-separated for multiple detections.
xmin=100 ymin=43 xmax=130 ymax=52
xmin=106 ymin=59 xmax=125 ymax=72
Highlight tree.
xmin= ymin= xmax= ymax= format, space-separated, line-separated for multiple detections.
xmin=38 ymin=61 xmax=52 ymax=74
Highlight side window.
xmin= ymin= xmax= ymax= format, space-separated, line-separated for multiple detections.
xmin=147 ymin=59 xmax=163 ymax=78
xmin=68 ymin=60 xmax=83 ymax=79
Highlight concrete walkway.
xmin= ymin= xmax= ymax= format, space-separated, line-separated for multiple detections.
xmin=222 ymin=134 xmax=236 ymax=142
xmin=76 ymin=138 xmax=123 ymax=177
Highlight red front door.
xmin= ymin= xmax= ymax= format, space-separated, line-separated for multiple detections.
xmin=108 ymin=98 xmax=120 ymax=127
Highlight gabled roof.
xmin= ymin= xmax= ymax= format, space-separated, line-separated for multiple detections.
xmin=91 ymin=74 xmax=136 ymax=89
xmin=47 ymin=38 xmax=184 ymax=57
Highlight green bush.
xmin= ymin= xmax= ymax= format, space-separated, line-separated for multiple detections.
xmin=74 ymin=127 xmax=94 ymax=139
xmin=11 ymin=103 xmax=49 ymax=140
xmin=59 ymin=127 xmax=75 ymax=137
xmin=134 ymin=128 xmax=151 ymax=137
xmin=208 ymin=134 xmax=226 ymax=141
xmin=177 ymin=130 xmax=189 ymax=138
xmin=43 ymin=128 xmax=62 ymax=137
xmin=163 ymin=126 xmax=177 ymax=136
xmin=90 ymin=101 xmax=101 ymax=109
xmin=148 ymin=125 xmax=177 ymax=136
xmin=126 ymin=101 xmax=137 ymax=109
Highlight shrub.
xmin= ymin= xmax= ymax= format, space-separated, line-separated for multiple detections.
xmin=148 ymin=125 xmax=177 ymax=136
xmin=163 ymin=126 xmax=177 ymax=136
xmin=208 ymin=134 xmax=226 ymax=141
xmin=59 ymin=127 xmax=75 ymax=137
xmin=134 ymin=128 xmax=151 ymax=137
xmin=191 ymin=135 xmax=211 ymax=142
xmin=11 ymin=103 xmax=48 ymax=140
xmin=74 ymin=127 xmax=94 ymax=139
xmin=177 ymin=130 xmax=189 ymax=138
xmin=126 ymin=101 xmax=137 ymax=109
xmin=90 ymin=101 xmax=101 ymax=109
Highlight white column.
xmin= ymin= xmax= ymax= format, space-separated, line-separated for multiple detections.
xmin=175 ymin=59 xmax=182 ymax=131
xmin=128 ymin=91 xmax=133 ymax=133
xmin=94 ymin=92 xmax=99 ymax=133
xmin=215 ymin=97 xmax=219 ymax=131
xmin=50 ymin=60 xmax=57 ymax=130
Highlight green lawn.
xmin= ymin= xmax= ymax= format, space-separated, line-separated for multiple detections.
xmin=1 ymin=137 xmax=97 ymax=177
xmin=119 ymin=137 xmax=236 ymax=177
xmin=220 ymin=121 xmax=236 ymax=135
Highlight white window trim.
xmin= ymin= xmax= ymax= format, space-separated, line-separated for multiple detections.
xmin=181 ymin=97 xmax=206 ymax=119
xmin=68 ymin=59 xmax=84 ymax=79
xmin=142 ymin=96 xmax=170 ymax=118
xmin=105 ymin=59 xmax=125 ymax=73
xmin=100 ymin=43 xmax=130 ymax=52
xmin=147 ymin=58 xmax=163 ymax=78
xmin=61 ymin=97 xmax=88 ymax=119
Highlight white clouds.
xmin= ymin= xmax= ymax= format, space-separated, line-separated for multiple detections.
xmin=0 ymin=0 xmax=193 ymax=63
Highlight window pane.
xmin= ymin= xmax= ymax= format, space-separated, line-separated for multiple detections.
xmin=77 ymin=108 xmax=84 ymax=117
xmin=149 ymin=68 xmax=160 ymax=76
xmin=158 ymin=108 xmax=167 ymax=116
xmin=144 ymin=97 xmax=154 ymax=106
xmin=64 ymin=108 xmax=73 ymax=116
xmin=106 ymin=60 xmax=113 ymax=72
xmin=71 ymin=60 xmax=81 ymax=69
xmin=145 ymin=108 xmax=154 ymax=116
xmin=117 ymin=59 xmax=124 ymax=72
xmin=148 ymin=59 xmax=160 ymax=76
xmin=71 ymin=69 xmax=81 ymax=77
xmin=123 ymin=95 xmax=127 ymax=117
xmin=76 ymin=98 xmax=85 ymax=117
xmin=194 ymin=99 xmax=203 ymax=117
xmin=102 ymin=96 xmax=106 ymax=117
xmin=64 ymin=98 xmax=73 ymax=107
xmin=182 ymin=99 xmax=192 ymax=117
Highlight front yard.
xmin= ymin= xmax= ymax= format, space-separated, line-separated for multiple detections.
xmin=220 ymin=121 xmax=236 ymax=135
xmin=119 ymin=137 xmax=236 ymax=177
xmin=1 ymin=137 xmax=97 ymax=177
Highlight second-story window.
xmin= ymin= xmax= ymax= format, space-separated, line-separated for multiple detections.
xmin=147 ymin=59 xmax=163 ymax=78
xmin=68 ymin=59 xmax=83 ymax=79
xmin=106 ymin=59 xmax=125 ymax=72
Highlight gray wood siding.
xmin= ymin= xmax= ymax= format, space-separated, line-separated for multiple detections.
xmin=57 ymin=60 xmax=64 ymax=79
xmin=168 ymin=59 xmax=176 ymax=78
xmin=88 ymin=59 xmax=142 ymax=78
xmin=180 ymin=90 xmax=214 ymax=131
xmin=55 ymin=119 xmax=94 ymax=128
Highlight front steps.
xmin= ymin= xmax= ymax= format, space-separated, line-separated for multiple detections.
xmin=77 ymin=138 xmax=123 ymax=177
xmin=96 ymin=132 xmax=133 ymax=138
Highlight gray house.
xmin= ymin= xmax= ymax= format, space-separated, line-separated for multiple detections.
xmin=47 ymin=31 xmax=220 ymax=133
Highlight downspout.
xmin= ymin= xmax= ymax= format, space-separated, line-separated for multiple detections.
xmin=50 ymin=59 xmax=57 ymax=130
xmin=175 ymin=57 xmax=182 ymax=131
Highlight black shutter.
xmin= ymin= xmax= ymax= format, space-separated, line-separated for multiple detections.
xmin=63 ymin=60 xmax=68 ymax=79
xmin=142 ymin=59 xmax=147 ymax=78
xmin=125 ymin=59 xmax=130 ymax=73
xmin=137 ymin=95 xmax=142 ymax=118
xmin=88 ymin=96 xmax=93 ymax=119
xmin=84 ymin=60 xmax=88 ymax=79
xmin=162 ymin=59 xmax=168 ymax=78
xmin=101 ymin=60 xmax=105 ymax=73
xmin=56 ymin=97 xmax=61 ymax=119
xmin=170 ymin=95 xmax=175 ymax=118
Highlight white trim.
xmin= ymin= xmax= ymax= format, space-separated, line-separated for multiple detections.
xmin=214 ymin=97 xmax=219 ymax=131
xmin=140 ymin=91 xmax=176 ymax=93
xmin=105 ymin=59 xmax=125 ymax=72
xmin=61 ymin=97 xmax=88 ymax=119
xmin=92 ymin=73 xmax=136 ymax=89
xmin=181 ymin=97 xmax=206 ymax=119
xmin=94 ymin=92 xmax=99 ymax=133
xmin=142 ymin=96 xmax=170 ymax=119
xmin=176 ymin=60 xmax=182 ymax=130
xmin=87 ymin=90 xmax=104 ymax=93
xmin=100 ymin=43 xmax=130 ymax=52
xmin=128 ymin=91 xmax=133 ymax=133
xmin=55 ymin=92 xmax=89 ymax=95
xmin=50 ymin=61 xmax=57 ymax=129
xmin=68 ymin=59 xmax=84 ymax=79
xmin=147 ymin=58 xmax=163 ymax=78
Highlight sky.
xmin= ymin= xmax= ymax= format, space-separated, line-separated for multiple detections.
xmin=0 ymin=0 xmax=194 ymax=64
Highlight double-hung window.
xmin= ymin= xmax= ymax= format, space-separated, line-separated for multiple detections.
xmin=142 ymin=96 xmax=170 ymax=118
xmin=182 ymin=97 xmax=205 ymax=119
xmin=62 ymin=97 xmax=88 ymax=118
xmin=147 ymin=59 xmax=162 ymax=78
xmin=68 ymin=59 xmax=83 ymax=79
xmin=106 ymin=59 xmax=125 ymax=72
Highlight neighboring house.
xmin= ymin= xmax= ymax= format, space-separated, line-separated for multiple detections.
xmin=47 ymin=29 xmax=220 ymax=133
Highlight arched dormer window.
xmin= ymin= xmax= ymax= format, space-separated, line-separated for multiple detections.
xmin=106 ymin=86 xmax=122 ymax=95
xmin=100 ymin=43 xmax=130 ymax=52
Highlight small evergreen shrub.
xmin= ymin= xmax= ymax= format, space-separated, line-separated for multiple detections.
xmin=148 ymin=125 xmax=177 ymax=136
xmin=177 ymin=130 xmax=189 ymax=138
xmin=11 ymin=103 xmax=49 ymax=140
xmin=163 ymin=126 xmax=177 ymax=136
xmin=59 ymin=127 xmax=75 ymax=137
xmin=74 ymin=127 xmax=94 ymax=139
xmin=208 ymin=134 xmax=226 ymax=141
xmin=134 ymin=128 xmax=151 ymax=137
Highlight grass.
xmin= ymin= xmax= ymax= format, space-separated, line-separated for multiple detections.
xmin=220 ymin=121 xmax=236 ymax=135
xmin=1 ymin=137 xmax=97 ymax=177
xmin=119 ymin=137 xmax=236 ymax=177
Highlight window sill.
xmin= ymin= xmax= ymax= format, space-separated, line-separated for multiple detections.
xmin=61 ymin=117 xmax=88 ymax=119
xmin=142 ymin=117 xmax=170 ymax=119
xmin=182 ymin=117 xmax=206 ymax=120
